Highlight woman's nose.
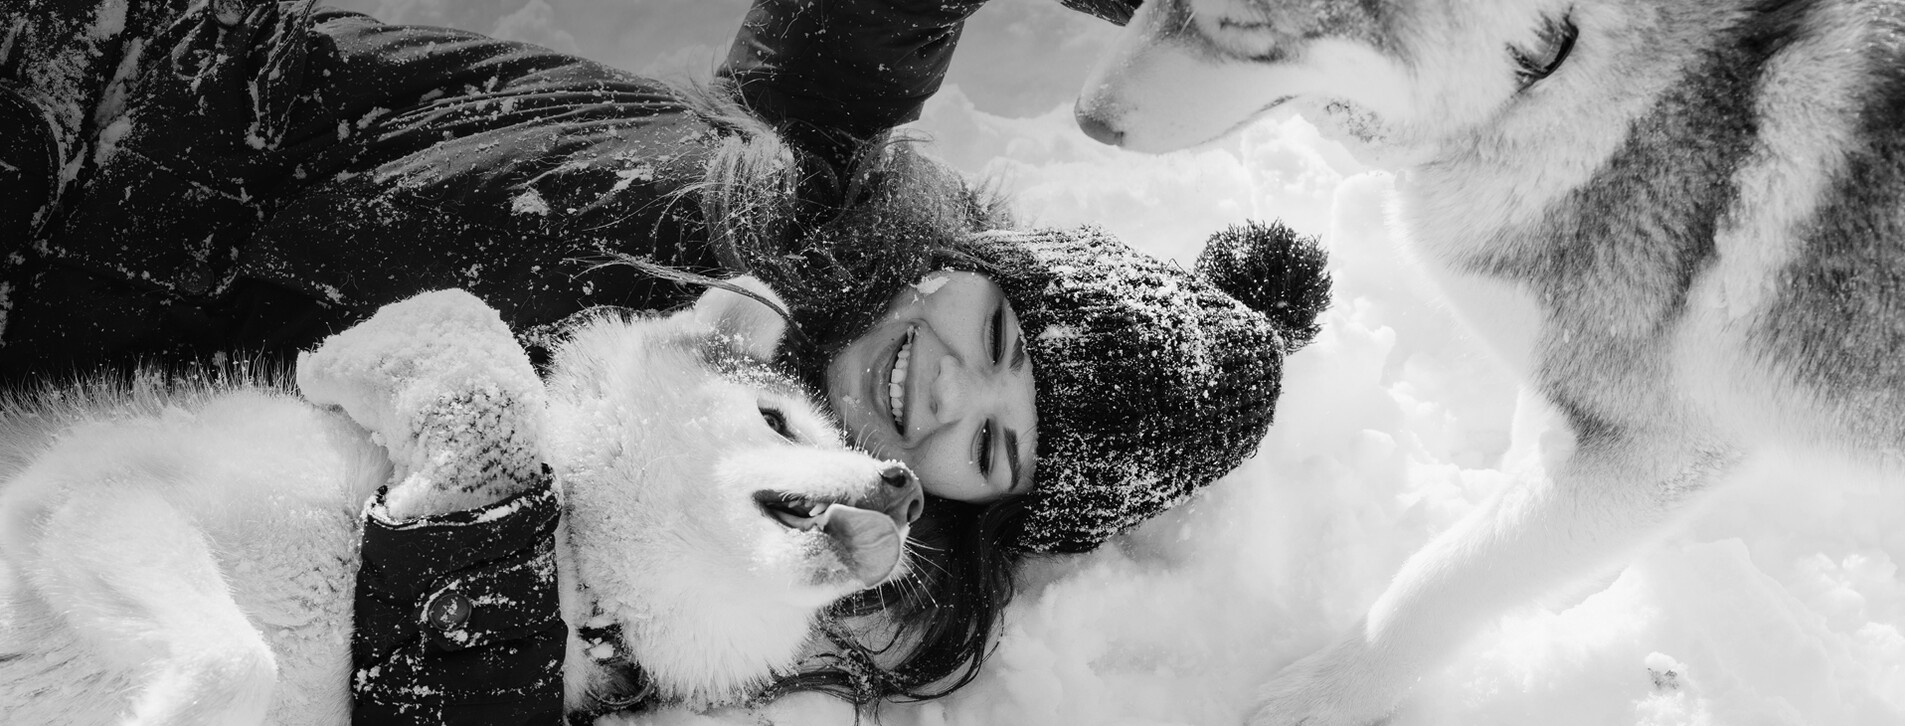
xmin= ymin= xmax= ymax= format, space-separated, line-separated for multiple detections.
xmin=931 ymin=354 xmax=964 ymax=422
xmin=931 ymin=353 xmax=994 ymax=423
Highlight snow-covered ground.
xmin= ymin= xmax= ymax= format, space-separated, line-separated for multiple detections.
xmin=864 ymin=108 xmax=1905 ymax=726
xmin=727 ymin=101 xmax=1905 ymax=726
xmin=335 ymin=2 xmax=1905 ymax=724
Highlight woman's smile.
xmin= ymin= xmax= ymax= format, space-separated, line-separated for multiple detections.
xmin=885 ymin=325 xmax=917 ymax=434
xmin=825 ymin=270 xmax=1037 ymax=503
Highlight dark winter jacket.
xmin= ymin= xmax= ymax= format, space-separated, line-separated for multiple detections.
xmin=0 ymin=0 xmax=1134 ymax=722
xmin=721 ymin=0 xmax=1138 ymax=173
xmin=354 ymin=475 xmax=566 ymax=725
xmin=0 ymin=2 xmax=725 ymax=386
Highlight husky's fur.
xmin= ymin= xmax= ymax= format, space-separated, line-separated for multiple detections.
xmin=1077 ymin=0 xmax=1905 ymax=723
xmin=0 ymin=281 xmax=921 ymax=725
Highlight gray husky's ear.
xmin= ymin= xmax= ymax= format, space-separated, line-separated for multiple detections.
xmin=692 ymin=275 xmax=790 ymax=361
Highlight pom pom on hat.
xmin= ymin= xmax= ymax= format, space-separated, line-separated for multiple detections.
xmin=953 ymin=222 xmax=1330 ymax=553
xmin=1197 ymin=220 xmax=1331 ymax=350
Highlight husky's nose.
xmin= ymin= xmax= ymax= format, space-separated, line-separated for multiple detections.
xmin=878 ymin=463 xmax=925 ymax=525
xmin=1074 ymin=104 xmax=1125 ymax=146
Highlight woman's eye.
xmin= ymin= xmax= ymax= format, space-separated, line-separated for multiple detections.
xmin=760 ymin=407 xmax=795 ymax=441
xmin=989 ymin=305 xmax=1005 ymax=363
xmin=974 ymin=420 xmax=993 ymax=477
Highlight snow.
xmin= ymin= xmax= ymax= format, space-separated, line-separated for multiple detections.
xmin=754 ymin=19 xmax=1889 ymax=726
xmin=626 ymin=93 xmax=1889 ymax=723
xmin=795 ymin=97 xmax=1899 ymax=726
xmin=911 ymin=274 xmax=951 ymax=296
xmin=512 ymin=188 xmax=551 ymax=216
xmin=282 ymin=2 xmax=1905 ymax=723
xmin=775 ymin=21 xmax=1901 ymax=726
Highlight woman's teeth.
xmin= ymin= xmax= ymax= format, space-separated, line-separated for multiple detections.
xmin=889 ymin=329 xmax=914 ymax=430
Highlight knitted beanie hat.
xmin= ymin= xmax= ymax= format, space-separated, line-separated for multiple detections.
xmin=952 ymin=221 xmax=1330 ymax=553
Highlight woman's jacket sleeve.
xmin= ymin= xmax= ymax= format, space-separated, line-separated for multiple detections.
xmin=719 ymin=0 xmax=1138 ymax=171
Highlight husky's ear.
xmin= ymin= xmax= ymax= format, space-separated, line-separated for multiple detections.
xmin=693 ymin=275 xmax=790 ymax=361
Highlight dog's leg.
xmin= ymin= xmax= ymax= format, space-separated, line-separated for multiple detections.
xmin=1247 ymin=426 xmax=1736 ymax=726
xmin=25 ymin=485 xmax=276 ymax=726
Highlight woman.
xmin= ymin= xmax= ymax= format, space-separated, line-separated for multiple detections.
xmin=0 ymin=0 xmax=1328 ymax=720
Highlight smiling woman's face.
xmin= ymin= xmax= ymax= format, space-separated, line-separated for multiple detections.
xmin=824 ymin=271 xmax=1036 ymax=503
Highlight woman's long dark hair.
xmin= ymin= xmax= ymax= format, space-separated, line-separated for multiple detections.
xmin=678 ymin=80 xmax=1036 ymax=707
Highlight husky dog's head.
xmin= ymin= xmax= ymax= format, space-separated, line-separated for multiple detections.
xmin=541 ymin=277 xmax=923 ymax=712
xmin=1075 ymin=0 xmax=1607 ymax=163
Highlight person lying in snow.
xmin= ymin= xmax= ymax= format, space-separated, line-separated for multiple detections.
xmin=0 ymin=0 xmax=1329 ymax=721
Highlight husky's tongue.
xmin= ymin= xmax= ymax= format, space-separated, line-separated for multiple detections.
xmin=820 ymin=505 xmax=903 ymax=587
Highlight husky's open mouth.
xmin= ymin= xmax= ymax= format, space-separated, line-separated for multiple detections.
xmin=754 ymin=490 xmax=906 ymax=587
xmin=754 ymin=491 xmax=838 ymax=530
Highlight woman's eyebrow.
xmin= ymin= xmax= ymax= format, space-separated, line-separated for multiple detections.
xmin=1009 ymin=334 xmax=1027 ymax=371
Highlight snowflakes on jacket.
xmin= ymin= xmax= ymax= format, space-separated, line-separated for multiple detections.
xmin=353 ymin=476 xmax=565 ymax=726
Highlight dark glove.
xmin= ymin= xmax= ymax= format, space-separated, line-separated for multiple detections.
xmin=720 ymin=0 xmax=989 ymax=171
xmin=719 ymin=0 xmax=1142 ymax=174
xmin=1059 ymin=0 xmax=1142 ymax=25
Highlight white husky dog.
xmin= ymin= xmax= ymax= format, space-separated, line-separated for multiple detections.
xmin=0 ymin=279 xmax=923 ymax=725
xmin=1076 ymin=0 xmax=1905 ymax=723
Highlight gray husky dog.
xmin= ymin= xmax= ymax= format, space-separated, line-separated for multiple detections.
xmin=0 ymin=280 xmax=922 ymax=725
xmin=1074 ymin=0 xmax=1904 ymax=724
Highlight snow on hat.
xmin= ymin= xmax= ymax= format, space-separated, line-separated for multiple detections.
xmin=955 ymin=221 xmax=1329 ymax=553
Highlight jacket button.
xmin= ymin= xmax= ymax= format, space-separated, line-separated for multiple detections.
xmin=425 ymin=590 xmax=472 ymax=630
xmin=177 ymin=265 xmax=213 ymax=296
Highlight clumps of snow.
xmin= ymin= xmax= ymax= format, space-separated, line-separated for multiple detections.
xmin=88 ymin=0 xmax=126 ymax=39
xmin=609 ymin=164 xmax=657 ymax=193
xmin=1035 ymin=325 xmax=1078 ymax=341
xmin=356 ymin=107 xmax=391 ymax=129
xmin=297 ymin=289 xmax=547 ymax=521
xmin=512 ymin=188 xmax=551 ymax=216
xmin=0 ymin=281 xmax=12 ymax=338
xmin=911 ymin=273 xmax=950 ymax=295
xmin=1645 ymin=652 xmax=1685 ymax=691
xmin=88 ymin=36 xmax=144 ymax=165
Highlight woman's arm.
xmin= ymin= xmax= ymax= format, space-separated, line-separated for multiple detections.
xmin=301 ymin=290 xmax=567 ymax=726
xmin=721 ymin=0 xmax=986 ymax=169
xmin=719 ymin=0 xmax=1138 ymax=172
xmin=351 ymin=481 xmax=565 ymax=726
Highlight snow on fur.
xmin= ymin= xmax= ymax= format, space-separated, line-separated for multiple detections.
xmin=298 ymin=288 xmax=546 ymax=519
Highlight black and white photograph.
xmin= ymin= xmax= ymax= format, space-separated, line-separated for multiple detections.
xmin=2 ymin=1 xmax=1901 ymax=724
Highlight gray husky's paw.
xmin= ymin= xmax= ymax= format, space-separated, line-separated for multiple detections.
xmin=1248 ymin=630 xmax=1400 ymax=726
xmin=297 ymin=288 xmax=546 ymax=520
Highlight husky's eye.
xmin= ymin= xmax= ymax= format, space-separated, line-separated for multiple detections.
xmin=760 ymin=406 xmax=795 ymax=441
xmin=1512 ymin=15 xmax=1577 ymax=89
